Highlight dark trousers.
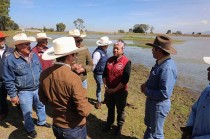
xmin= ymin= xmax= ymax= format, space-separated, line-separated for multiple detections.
xmin=0 ymin=84 xmax=8 ymax=115
xmin=105 ymin=90 xmax=128 ymax=127
xmin=52 ymin=124 xmax=87 ymax=139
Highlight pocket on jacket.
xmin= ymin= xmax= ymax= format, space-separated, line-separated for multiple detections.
xmin=14 ymin=63 xmax=27 ymax=75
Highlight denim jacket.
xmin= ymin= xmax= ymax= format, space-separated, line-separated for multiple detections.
xmin=3 ymin=50 xmax=42 ymax=98
xmin=186 ymin=85 xmax=210 ymax=139
xmin=146 ymin=58 xmax=177 ymax=101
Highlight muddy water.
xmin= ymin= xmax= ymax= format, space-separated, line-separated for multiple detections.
xmin=6 ymin=34 xmax=209 ymax=92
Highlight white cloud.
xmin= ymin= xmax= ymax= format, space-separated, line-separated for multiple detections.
xmin=201 ymin=20 xmax=209 ymax=25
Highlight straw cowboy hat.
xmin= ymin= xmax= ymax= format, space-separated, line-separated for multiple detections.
xmin=68 ymin=29 xmax=86 ymax=38
xmin=96 ymin=36 xmax=112 ymax=46
xmin=11 ymin=33 xmax=35 ymax=46
xmin=0 ymin=32 xmax=9 ymax=38
xmin=36 ymin=33 xmax=52 ymax=40
xmin=203 ymin=57 xmax=210 ymax=64
xmin=42 ymin=37 xmax=86 ymax=60
xmin=145 ymin=35 xmax=177 ymax=55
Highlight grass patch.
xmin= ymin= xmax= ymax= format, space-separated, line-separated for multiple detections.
xmin=122 ymin=35 xmax=184 ymax=48
xmin=0 ymin=64 xmax=199 ymax=138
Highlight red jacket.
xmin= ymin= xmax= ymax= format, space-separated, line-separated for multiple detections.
xmin=106 ymin=55 xmax=129 ymax=91
xmin=32 ymin=46 xmax=53 ymax=71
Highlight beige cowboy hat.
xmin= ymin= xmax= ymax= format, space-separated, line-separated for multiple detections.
xmin=42 ymin=37 xmax=86 ymax=60
xmin=203 ymin=57 xmax=210 ymax=64
xmin=11 ymin=33 xmax=35 ymax=46
xmin=145 ymin=35 xmax=177 ymax=55
xmin=36 ymin=33 xmax=52 ymax=40
xmin=68 ymin=29 xmax=86 ymax=38
xmin=96 ymin=36 xmax=112 ymax=46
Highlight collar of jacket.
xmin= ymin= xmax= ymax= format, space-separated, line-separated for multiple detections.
xmin=14 ymin=50 xmax=33 ymax=61
xmin=157 ymin=55 xmax=171 ymax=65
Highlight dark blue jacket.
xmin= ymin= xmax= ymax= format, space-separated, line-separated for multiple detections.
xmin=0 ymin=45 xmax=14 ymax=86
xmin=92 ymin=47 xmax=108 ymax=75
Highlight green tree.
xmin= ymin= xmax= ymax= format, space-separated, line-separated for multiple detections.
xmin=166 ymin=30 xmax=171 ymax=34
xmin=175 ymin=31 xmax=182 ymax=35
xmin=73 ymin=18 xmax=85 ymax=31
xmin=56 ymin=22 xmax=66 ymax=32
xmin=133 ymin=24 xmax=149 ymax=33
xmin=0 ymin=0 xmax=10 ymax=16
xmin=0 ymin=0 xmax=19 ymax=30
xmin=150 ymin=26 xmax=154 ymax=34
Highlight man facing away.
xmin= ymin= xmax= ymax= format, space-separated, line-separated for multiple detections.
xmin=32 ymin=32 xmax=53 ymax=71
xmin=3 ymin=33 xmax=51 ymax=138
xmin=0 ymin=31 xmax=14 ymax=120
xmin=92 ymin=36 xmax=112 ymax=109
xmin=181 ymin=57 xmax=210 ymax=139
xmin=68 ymin=29 xmax=93 ymax=89
xmin=39 ymin=37 xmax=92 ymax=139
xmin=141 ymin=35 xmax=177 ymax=139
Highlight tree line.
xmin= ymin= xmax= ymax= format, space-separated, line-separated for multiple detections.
xmin=0 ymin=0 xmax=203 ymax=35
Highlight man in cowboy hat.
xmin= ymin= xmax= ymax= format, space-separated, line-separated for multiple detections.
xmin=92 ymin=36 xmax=112 ymax=109
xmin=0 ymin=31 xmax=14 ymax=120
xmin=32 ymin=32 xmax=53 ymax=71
xmin=3 ymin=33 xmax=51 ymax=138
xmin=180 ymin=57 xmax=210 ymax=139
xmin=140 ymin=35 xmax=177 ymax=139
xmin=39 ymin=37 xmax=92 ymax=139
xmin=68 ymin=29 xmax=93 ymax=89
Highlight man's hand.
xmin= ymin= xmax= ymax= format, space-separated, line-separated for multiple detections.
xmin=75 ymin=67 xmax=85 ymax=74
xmin=10 ymin=96 xmax=19 ymax=105
xmin=72 ymin=64 xmax=85 ymax=74
xmin=141 ymin=83 xmax=146 ymax=94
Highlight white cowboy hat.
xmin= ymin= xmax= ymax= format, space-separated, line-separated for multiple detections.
xmin=96 ymin=36 xmax=112 ymax=46
xmin=11 ymin=33 xmax=35 ymax=46
xmin=203 ymin=57 xmax=210 ymax=64
xmin=68 ymin=29 xmax=86 ymax=38
xmin=42 ymin=37 xmax=86 ymax=60
xmin=36 ymin=33 xmax=52 ymax=40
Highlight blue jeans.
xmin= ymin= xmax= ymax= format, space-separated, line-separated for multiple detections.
xmin=18 ymin=89 xmax=46 ymax=132
xmin=144 ymin=98 xmax=171 ymax=139
xmin=52 ymin=124 xmax=87 ymax=139
xmin=82 ymin=79 xmax=87 ymax=89
xmin=93 ymin=74 xmax=103 ymax=102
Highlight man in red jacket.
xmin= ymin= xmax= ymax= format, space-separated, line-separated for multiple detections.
xmin=32 ymin=33 xmax=53 ymax=71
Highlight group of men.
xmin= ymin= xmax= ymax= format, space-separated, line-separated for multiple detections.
xmin=0 ymin=29 xmax=209 ymax=139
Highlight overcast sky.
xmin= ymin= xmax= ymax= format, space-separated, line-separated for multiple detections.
xmin=10 ymin=0 xmax=210 ymax=33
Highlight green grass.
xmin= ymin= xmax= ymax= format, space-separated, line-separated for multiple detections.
xmin=122 ymin=35 xmax=184 ymax=48
xmin=0 ymin=64 xmax=199 ymax=138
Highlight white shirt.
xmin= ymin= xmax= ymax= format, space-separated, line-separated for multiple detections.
xmin=92 ymin=51 xmax=101 ymax=71
xmin=0 ymin=46 xmax=5 ymax=58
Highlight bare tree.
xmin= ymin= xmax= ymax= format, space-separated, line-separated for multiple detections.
xmin=73 ymin=18 xmax=85 ymax=31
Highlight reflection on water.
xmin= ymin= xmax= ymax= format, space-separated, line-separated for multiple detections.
xmin=6 ymin=34 xmax=209 ymax=92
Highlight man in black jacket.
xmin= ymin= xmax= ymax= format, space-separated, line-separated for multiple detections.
xmin=0 ymin=31 xmax=14 ymax=120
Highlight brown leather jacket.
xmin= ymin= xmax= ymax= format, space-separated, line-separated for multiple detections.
xmin=38 ymin=64 xmax=92 ymax=128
